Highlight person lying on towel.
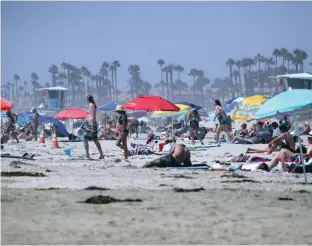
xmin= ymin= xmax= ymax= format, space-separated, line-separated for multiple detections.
xmin=142 ymin=144 xmax=192 ymax=168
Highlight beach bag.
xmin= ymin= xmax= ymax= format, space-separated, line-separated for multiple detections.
xmin=190 ymin=120 xmax=199 ymax=129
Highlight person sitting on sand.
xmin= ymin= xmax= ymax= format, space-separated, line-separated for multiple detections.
xmin=269 ymin=131 xmax=312 ymax=172
xmin=1 ymin=110 xmax=19 ymax=143
xmin=246 ymin=123 xmax=295 ymax=154
xmin=142 ymin=144 xmax=192 ymax=168
xmin=82 ymin=95 xmax=104 ymax=160
xmin=231 ymin=121 xmax=263 ymax=144
xmin=237 ymin=123 xmax=249 ymax=138
xmin=17 ymin=123 xmax=34 ymax=141
xmin=300 ymin=122 xmax=311 ymax=135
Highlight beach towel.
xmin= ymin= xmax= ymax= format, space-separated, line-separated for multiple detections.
xmin=84 ymin=122 xmax=99 ymax=141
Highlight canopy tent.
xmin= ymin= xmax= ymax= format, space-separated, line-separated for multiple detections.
xmin=254 ymin=89 xmax=312 ymax=184
xmin=1 ymin=97 xmax=14 ymax=111
xmin=124 ymin=95 xmax=179 ymax=111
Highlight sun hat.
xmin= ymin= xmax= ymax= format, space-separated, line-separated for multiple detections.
xmin=308 ymin=130 xmax=312 ymax=138
xmin=114 ymin=105 xmax=126 ymax=112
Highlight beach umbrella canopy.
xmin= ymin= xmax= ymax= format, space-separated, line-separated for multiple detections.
xmin=98 ymin=103 xmax=118 ymax=111
xmin=1 ymin=97 xmax=14 ymax=111
xmin=254 ymin=89 xmax=312 ymax=120
xmin=53 ymin=108 xmax=88 ymax=120
xmin=231 ymin=95 xmax=270 ymax=121
xmin=124 ymin=95 xmax=179 ymax=111
xmin=150 ymin=104 xmax=195 ymax=118
xmin=175 ymin=101 xmax=202 ymax=110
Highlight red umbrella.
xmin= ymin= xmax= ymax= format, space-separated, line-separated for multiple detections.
xmin=54 ymin=108 xmax=88 ymax=120
xmin=0 ymin=97 xmax=14 ymax=111
xmin=124 ymin=95 xmax=179 ymax=111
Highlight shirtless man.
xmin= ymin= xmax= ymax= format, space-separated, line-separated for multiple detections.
xmin=142 ymin=144 xmax=192 ymax=168
xmin=270 ymin=131 xmax=312 ymax=172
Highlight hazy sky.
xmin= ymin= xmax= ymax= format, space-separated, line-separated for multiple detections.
xmin=2 ymin=1 xmax=312 ymax=91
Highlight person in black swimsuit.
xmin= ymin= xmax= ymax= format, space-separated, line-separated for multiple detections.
xmin=114 ymin=105 xmax=129 ymax=159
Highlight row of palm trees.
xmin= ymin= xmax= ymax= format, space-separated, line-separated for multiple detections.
xmin=2 ymin=48 xmax=311 ymax=110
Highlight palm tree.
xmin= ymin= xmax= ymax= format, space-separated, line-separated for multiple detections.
xmin=174 ymin=65 xmax=184 ymax=79
xmin=157 ymin=59 xmax=165 ymax=96
xmin=175 ymin=80 xmax=188 ymax=94
xmin=232 ymin=70 xmax=240 ymax=96
xmin=254 ymin=53 xmax=265 ymax=93
xmin=264 ymin=57 xmax=275 ymax=92
xmin=142 ymin=81 xmax=152 ymax=94
xmin=226 ymin=58 xmax=235 ymax=96
xmin=13 ymin=74 xmax=20 ymax=100
xmin=272 ymin=49 xmax=281 ymax=75
xmin=167 ymin=64 xmax=175 ymax=96
xmin=235 ymin=60 xmax=243 ymax=96
xmin=284 ymin=52 xmax=294 ymax=73
xmin=48 ymin=64 xmax=59 ymax=87
xmin=128 ymin=64 xmax=141 ymax=97
xmin=58 ymin=73 xmax=67 ymax=87
xmin=188 ymin=68 xmax=198 ymax=97
xmin=109 ymin=63 xmax=116 ymax=101
xmin=194 ymin=71 xmax=209 ymax=98
xmin=280 ymin=48 xmax=288 ymax=66
xmin=61 ymin=62 xmax=68 ymax=87
xmin=23 ymin=81 xmax=27 ymax=96
xmin=112 ymin=60 xmax=120 ymax=101
xmin=162 ymin=65 xmax=170 ymax=99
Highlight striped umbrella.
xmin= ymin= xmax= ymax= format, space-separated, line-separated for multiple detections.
xmin=231 ymin=95 xmax=271 ymax=121
xmin=0 ymin=97 xmax=14 ymax=111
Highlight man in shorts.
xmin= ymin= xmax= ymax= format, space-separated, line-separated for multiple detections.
xmin=142 ymin=144 xmax=192 ymax=168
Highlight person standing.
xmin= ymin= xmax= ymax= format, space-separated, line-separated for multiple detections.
xmin=186 ymin=104 xmax=203 ymax=145
xmin=213 ymin=99 xmax=232 ymax=142
xmin=83 ymin=95 xmax=104 ymax=160
xmin=32 ymin=108 xmax=39 ymax=141
xmin=114 ymin=105 xmax=129 ymax=159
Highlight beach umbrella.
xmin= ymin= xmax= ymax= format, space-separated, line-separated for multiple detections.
xmin=255 ymin=89 xmax=312 ymax=184
xmin=231 ymin=95 xmax=270 ymax=121
xmin=175 ymin=101 xmax=202 ymax=110
xmin=150 ymin=104 xmax=194 ymax=118
xmin=98 ymin=103 xmax=118 ymax=111
xmin=53 ymin=108 xmax=88 ymax=120
xmin=124 ymin=95 xmax=179 ymax=111
xmin=0 ymin=97 xmax=14 ymax=111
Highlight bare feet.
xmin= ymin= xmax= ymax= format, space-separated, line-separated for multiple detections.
xmin=99 ymin=155 xmax=104 ymax=159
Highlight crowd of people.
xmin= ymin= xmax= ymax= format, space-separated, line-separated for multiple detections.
xmin=1 ymin=95 xmax=312 ymax=172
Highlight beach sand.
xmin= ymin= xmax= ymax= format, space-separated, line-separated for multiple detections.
xmin=1 ymin=133 xmax=312 ymax=244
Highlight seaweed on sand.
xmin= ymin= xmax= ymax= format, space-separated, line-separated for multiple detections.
xmin=80 ymin=195 xmax=142 ymax=204
xmin=1 ymin=171 xmax=46 ymax=177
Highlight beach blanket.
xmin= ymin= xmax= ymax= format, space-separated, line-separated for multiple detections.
xmin=129 ymin=144 xmax=155 ymax=156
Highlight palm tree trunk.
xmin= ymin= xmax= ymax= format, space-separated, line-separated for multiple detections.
xmin=193 ymin=75 xmax=196 ymax=98
xmin=165 ymin=72 xmax=169 ymax=99
xmin=114 ymin=70 xmax=118 ymax=102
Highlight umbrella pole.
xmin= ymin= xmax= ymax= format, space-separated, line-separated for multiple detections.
xmin=172 ymin=116 xmax=174 ymax=140
xmin=294 ymin=113 xmax=308 ymax=184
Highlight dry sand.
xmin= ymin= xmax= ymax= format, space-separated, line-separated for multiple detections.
xmin=1 ymin=133 xmax=312 ymax=244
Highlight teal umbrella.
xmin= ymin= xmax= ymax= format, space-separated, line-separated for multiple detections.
xmin=254 ymin=89 xmax=312 ymax=119
xmin=255 ymin=89 xmax=312 ymax=184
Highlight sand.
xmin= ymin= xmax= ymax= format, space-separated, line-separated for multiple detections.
xmin=1 ymin=133 xmax=312 ymax=244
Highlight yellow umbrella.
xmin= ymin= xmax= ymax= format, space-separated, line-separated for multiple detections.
xmin=151 ymin=104 xmax=193 ymax=117
xmin=231 ymin=95 xmax=270 ymax=121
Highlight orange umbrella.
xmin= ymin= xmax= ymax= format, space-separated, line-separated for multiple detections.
xmin=0 ymin=97 xmax=14 ymax=111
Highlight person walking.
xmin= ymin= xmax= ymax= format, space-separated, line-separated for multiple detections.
xmin=82 ymin=95 xmax=104 ymax=160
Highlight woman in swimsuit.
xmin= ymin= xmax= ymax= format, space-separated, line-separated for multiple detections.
xmin=114 ymin=105 xmax=129 ymax=159
xmin=83 ymin=95 xmax=104 ymax=159
xmin=213 ymin=99 xmax=232 ymax=142
xmin=186 ymin=104 xmax=202 ymax=145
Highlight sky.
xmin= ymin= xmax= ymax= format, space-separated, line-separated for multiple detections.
xmin=1 ymin=1 xmax=312 ymax=91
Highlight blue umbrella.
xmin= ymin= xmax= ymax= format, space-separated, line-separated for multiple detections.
xmin=254 ymin=89 xmax=312 ymax=184
xmin=175 ymin=102 xmax=202 ymax=110
xmin=254 ymin=89 xmax=312 ymax=119
xmin=99 ymin=103 xmax=118 ymax=111
xmin=17 ymin=112 xmax=69 ymax=137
